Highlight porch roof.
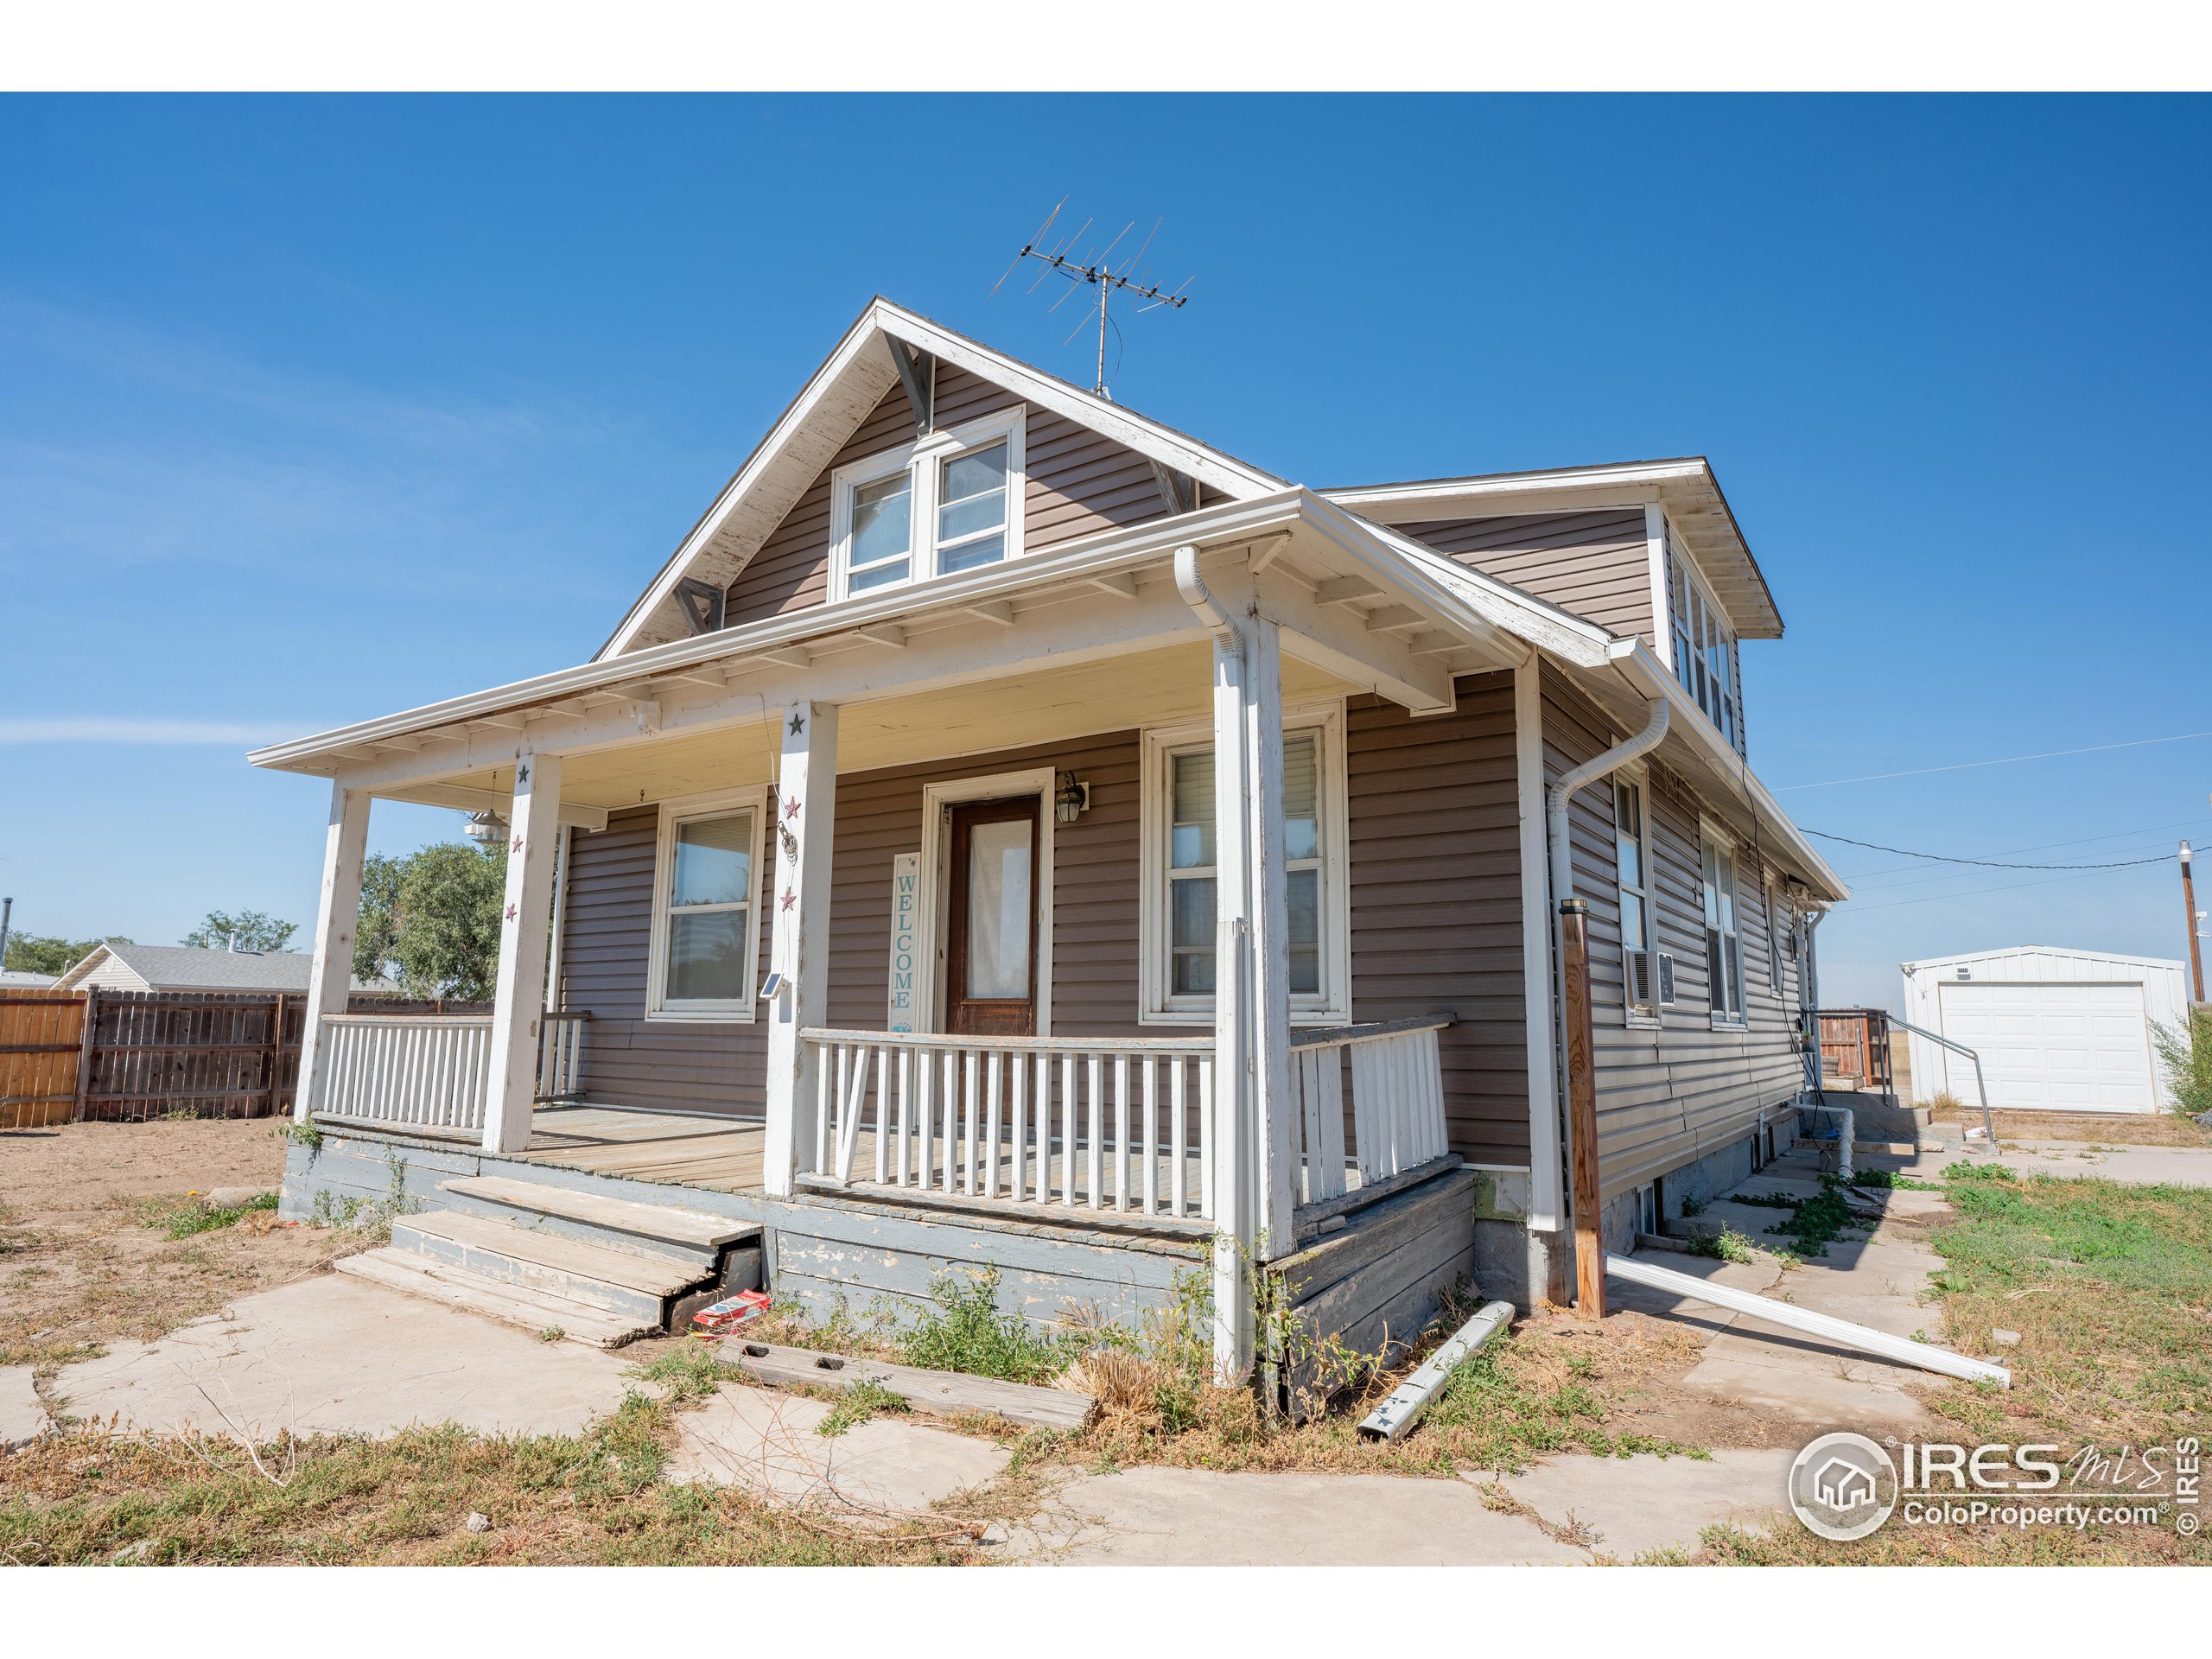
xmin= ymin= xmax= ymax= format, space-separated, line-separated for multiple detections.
xmin=249 ymin=474 xmax=1844 ymax=902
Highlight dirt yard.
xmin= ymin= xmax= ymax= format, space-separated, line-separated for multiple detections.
xmin=0 ymin=1119 xmax=351 ymax=1375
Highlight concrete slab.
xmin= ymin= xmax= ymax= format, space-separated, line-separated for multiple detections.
xmin=1004 ymin=1466 xmax=1585 ymax=1565
xmin=2 ymin=1365 xmax=49 ymax=1452
xmin=1494 ymin=1448 xmax=1794 ymax=1561
xmin=669 ymin=1382 xmax=1009 ymax=1518
xmin=48 ymin=1272 xmax=643 ymax=1440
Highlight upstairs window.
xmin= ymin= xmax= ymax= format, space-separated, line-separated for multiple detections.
xmin=830 ymin=410 xmax=1025 ymax=601
xmin=1668 ymin=539 xmax=1742 ymax=753
xmin=1614 ymin=775 xmax=1658 ymax=1021
xmin=1700 ymin=830 xmax=1745 ymax=1027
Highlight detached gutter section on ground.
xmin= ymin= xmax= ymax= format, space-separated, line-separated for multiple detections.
xmin=1605 ymin=1252 xmax=2011 ymax=1388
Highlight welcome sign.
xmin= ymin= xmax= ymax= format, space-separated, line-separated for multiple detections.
xmin=887 ymin=851 xmax=920 ymax=1032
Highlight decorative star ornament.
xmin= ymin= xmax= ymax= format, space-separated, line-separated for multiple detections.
xmin=504 ymin=902 xmax=518 ymax=921
xmin=780 ymin=889 xmax=797 ymax=911
xmin=512 ymin=833 xmax=524 ymax=853
xmin=516 ymin=763 xmax=530 ymax=785
xmin=788 ymin=710 xmax=804 ymax=736
xmin=783 ymin=795 xmax=801 ymax=820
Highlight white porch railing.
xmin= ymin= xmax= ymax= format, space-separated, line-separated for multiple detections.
xmin=800 ymin=1029 xmax=1215 ymax=1220
xmin=311 ymin=1012 xmax=496 ymax=1132
xmin=537 ymin=1010 xmax=588 ymax=1103
xmin=1288 ymin=1013 xmax=1454 ymax=1205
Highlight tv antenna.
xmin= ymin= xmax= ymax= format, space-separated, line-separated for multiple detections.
xmin=992 ymin=199 xmax=1191 ymax=400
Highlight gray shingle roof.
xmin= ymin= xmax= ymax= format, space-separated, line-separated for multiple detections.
xmin=64 ymin=943 xmax=397 ymax=995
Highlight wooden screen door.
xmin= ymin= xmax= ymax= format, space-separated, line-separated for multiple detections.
xmin=945 ymin=797 xmax=1040 ymax=1036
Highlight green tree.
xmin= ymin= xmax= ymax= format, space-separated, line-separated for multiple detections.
xmin=184 ymin=910 xmax=298 ymax=953
xmin=353 ymin=840 xmax=508 ymax=1001
xmin=3 ymin=933 xmax=132 ymax=978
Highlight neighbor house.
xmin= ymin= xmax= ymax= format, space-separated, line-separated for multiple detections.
xmin=54 ymin=942 xmax=397 ymax=997
xmin=251 ymin=300 xmax=1847 ymax=1377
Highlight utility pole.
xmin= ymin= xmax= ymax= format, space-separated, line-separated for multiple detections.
xmin=0 ymin=897 xmax=11 ymax=972
xmin=2184 ymin=841 xmax=2207 ymax=1005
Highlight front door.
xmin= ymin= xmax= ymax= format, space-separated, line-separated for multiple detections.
xmin=945 ymin=797 xmax=1040 ymax=1036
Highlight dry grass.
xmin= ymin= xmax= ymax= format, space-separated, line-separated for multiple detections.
xmin=0 ymin=1119 xmax=355 ymax=1374
xmin=1690 ymin=1166 xmax=2212 ymax=1566
xmin=0 ymin=1348 xmax=979 ymax=1566
xmin=1922 ymin=1102 xmax=2212 ymax=1149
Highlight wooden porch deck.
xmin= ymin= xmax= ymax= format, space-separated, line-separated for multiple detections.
xmin=317 ymin=1105 xmax=771 ymax=1193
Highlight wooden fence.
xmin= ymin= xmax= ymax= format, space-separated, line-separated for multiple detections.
xmin=0 ymin=988 xmax=489 ymax=1129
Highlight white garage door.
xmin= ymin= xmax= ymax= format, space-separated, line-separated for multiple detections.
xmin=1936 ymin=980 xmax=2157 ymax=1113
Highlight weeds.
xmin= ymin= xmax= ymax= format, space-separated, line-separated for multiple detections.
xmin=307 ymin=1151 xmax=414 ymax=1243
xmin=2150 ymin=1007 xmax=2212 ymax=1118
xmin=283 ymin=1120 xmax=323 ymax=1151
xmin=151 ymin=1192 xmax=279 ymax=1241
xmin=1686 ymin=1225 xmax=1756 ymax=1265
xmin=816 ymin=1380 xmax=909 ymax=1439
xmin=894 ymin=1266 xmax=1072 ymax=1385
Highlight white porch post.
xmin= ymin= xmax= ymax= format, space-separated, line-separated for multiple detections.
xmin=294 ymin=780 xmax=370 ymax=1123
xmin=482 ymin=750 xmax=563 ymax=1154
xmin=763 ymin=701 xmax=838 ymax=1198
xmin=1208 ymin=613 xmax=1294 ymax=1382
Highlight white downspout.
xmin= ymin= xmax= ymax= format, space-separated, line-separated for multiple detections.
xmin=1545 ymin=697 xmax=1669 ymax=906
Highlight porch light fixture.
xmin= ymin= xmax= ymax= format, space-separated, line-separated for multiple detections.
xmin=464 ymin=810 xmax=506 ymax=844
xmin=1055 ymin=772 xmax=1090 ymax=823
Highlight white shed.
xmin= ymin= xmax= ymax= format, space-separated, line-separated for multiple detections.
xmin=1899 ymin=945 xmax=2190 ymax=1115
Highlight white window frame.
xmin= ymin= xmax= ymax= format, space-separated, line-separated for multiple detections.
xmin=1612 ymin=765 xmax=1661 ymax=1028
xmin=1138 ymin=701 xmax=1351 ymax=1027
xmin=827 ymin=408 xmax=1027 ymax=602
xmin=645 ymin=785 xmax=769 ymax=1023
xmin=1700 ymin=818 xmax=1747 ymax=1030
xmin=1666 ymin=527 xmax=1743 ymax=754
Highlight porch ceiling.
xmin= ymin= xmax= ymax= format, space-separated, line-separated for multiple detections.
xmin=376 ymin=643 xmax=1364 ymax=814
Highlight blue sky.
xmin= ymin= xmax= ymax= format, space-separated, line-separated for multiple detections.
xmin=1 ymin=94 xmax=2206 ymax=1009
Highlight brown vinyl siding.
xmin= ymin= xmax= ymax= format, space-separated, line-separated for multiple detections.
xmin=722 ymin=364 xmax=1192 ymax=629
xmin=1402 ymin=510 xmax=1655 ymax=645
xmin=556 ymin=804 xmax=776 ymax=1116
xmin=1541 ymin=663 xmax=1799 ymax=1201
xmin=1345 ymin=673 xmax=1529 ymax=1166
xmin=823 ymin=732 xmax=1145 ymax=1039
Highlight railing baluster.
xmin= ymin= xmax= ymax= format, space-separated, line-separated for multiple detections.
xmin=895 ymin=1046 xmax=912 ymax=1187
xmin=1084 ymin=1052 xmax=1103 ymax=1209
xmin=1140 ymin=1057 xmax=1158 ymax=1216
xmin=983 ymin=1051 xmax=1001 ymax=1199
xmin=1169 ymin=1057 xmax=1187 ymax=1217
xmin=942 ymin=1049 xmax=958 ymax=1194
xmin=1010 ymin=1049 xmax=1027 ymax=1203
xmin=873 ymin=1044 xmax=890 ymax=1184
xmin=1197 ymin=1057 xmax=1214 ymax=1221
xmin=1112 ymin=1052 xmax=1129 ymax=1213
xmin=1058 ymin=1052 xmax=1077 ymax=1207
xmin=1036 ymin=1052 xmax=1054 ymax=1204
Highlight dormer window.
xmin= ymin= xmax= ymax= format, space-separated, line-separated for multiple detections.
xmin=830 ymin=409 xmax=1026 ymax=600
xmin=1666 ymin=535 xmax=1742 ymax=753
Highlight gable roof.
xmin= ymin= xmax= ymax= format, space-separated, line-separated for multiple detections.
xmin=54 ymin=943 xmax=398 ymax=995
xmin=1324 ymin=457 xmax=1783 ymax=640
xmin=599 ymin=296 xmax=1288 ymax=658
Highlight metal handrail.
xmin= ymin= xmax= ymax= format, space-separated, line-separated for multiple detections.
xmin=1887 ymin=1014 xmax=1999 ymax=1152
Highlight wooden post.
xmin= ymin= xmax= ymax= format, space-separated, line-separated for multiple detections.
xmin=265 ymin=993 xmax=286 ymax=1117
xmin=1559 ymin=897 xmax=1605 ymax=1319
xmin=73 ymin=986 xmax=99 ymax=1122
xmin=1243 ymin=615 xmax=1295 ymax=1261
xmin=294 ymin=782 xmax=371 ymax=1124
xmin=2183 ymin=842 xmax=2205 ymax=1006
xmin=483 ymin=751 xmax=564 ymax=1154
xmin=764 ymin=701 xmax=838 ymax=1198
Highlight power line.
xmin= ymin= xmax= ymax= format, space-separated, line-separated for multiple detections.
xmin=1805 ymin=829 xmax=2173 ymax=871
xmin=1775 ymin=728 xmax=2212 ymax=792
xmin=1841 ymin=861 xmax=2158 ymax=916
xmin=1840 ymin=836 xmax=2203 ymax=895
xmin=1834 ymin=816 xmax=2212 ymax=881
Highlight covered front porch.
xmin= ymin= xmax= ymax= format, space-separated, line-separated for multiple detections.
xmin=270 ymin=499 xmax=1532 ymax=1372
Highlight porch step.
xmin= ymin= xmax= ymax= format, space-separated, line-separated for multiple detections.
xmin=389 ymin=1210 xmax=713 ymax=1324
xmin=334 ymin=1249 xmax=654 ymax=1350
xmin=436 ymin=1174 xmax=755 ymax=1269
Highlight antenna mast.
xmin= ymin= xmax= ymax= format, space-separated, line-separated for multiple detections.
xmin=992 ymin=200 xmax=1191 ymax=400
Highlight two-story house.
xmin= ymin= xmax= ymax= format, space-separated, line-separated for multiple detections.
xmin=256 ymin=300 xmax=1846 ymax=1380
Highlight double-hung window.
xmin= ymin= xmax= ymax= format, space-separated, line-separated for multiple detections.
xmin=1143 ymin=707 xmax=1348 ymax=1023
xmin=1667 ymin=536 xmax=1743 ymax=753
xmin=1614 ymin=775 xmax=1658 ymax=1021
xmin=1700 ymin=830 xmax=1745 ymax=1027
xmin=647 ymin=790 xmax=766 ymax=1021
xmin=830 ymin=410 xmax=1025 ymax=600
